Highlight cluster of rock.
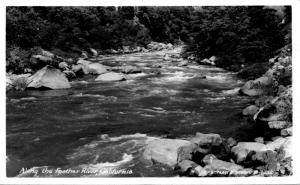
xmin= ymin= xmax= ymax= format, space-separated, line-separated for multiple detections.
xmin=143 ymin=131 xmax=292 ymax=177
xmin=90 ymin=42 xmax=174 ymax=56
xmin=6 ymin=42 xmax=176 ymax=91
xmin=236 ymin=45 xmax=292 ymax=175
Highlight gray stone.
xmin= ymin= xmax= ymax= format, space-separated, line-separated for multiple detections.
xmin=242 ymin=105 xmax=259 ymax=116
xmin=143 ymin=138 xmax=192 ymax=167
xmin=95 ymin=72 xmax=125 ymax=82
xmin=281 ymin=127 xmax=292 ymax=136
xmin=27 ymin=65 xmax=71 ymax=89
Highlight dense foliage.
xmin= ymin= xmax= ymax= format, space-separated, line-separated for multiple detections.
xmin=186 ymin=6 xmax=289 ymax=73
xmin=7 ymin=6 xmax=290 ymax=77
xmin=6 ymin=6 xmax=193 ymax=52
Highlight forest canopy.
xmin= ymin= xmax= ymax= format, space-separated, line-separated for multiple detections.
xmin=6 ymin=6 xmax=291 ymax=75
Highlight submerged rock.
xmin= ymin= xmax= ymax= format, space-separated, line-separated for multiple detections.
xmin=143 ymin=138 xmax=192 ymax=167
xmin=112 ymin=65 xmax=142 ymax=74
xmin=95 ymin=72 xmax=125 ymax=82
xmin=27 ymin=65 xmax=71 ymax=89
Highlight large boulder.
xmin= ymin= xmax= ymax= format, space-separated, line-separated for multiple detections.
xmin=143 ymin=138 xmax=192 ymax=167
xmin=27 ymin=65 xmax=71 ymax=89
xmin=231 ymin=142 xmax=268 ymax=163
xmin=95 ymin=72 xmax=125 ymax=82
xmin=240 ymin=76 xmax=273 ymax=96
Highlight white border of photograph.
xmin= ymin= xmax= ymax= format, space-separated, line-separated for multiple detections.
xmin=0 ymin=0 xmax=299 ymax=184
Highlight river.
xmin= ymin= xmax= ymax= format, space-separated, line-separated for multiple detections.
xmin=6 ymin=48 xmax=255 ymax=177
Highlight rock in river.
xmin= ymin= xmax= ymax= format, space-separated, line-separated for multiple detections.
xmin=95 ymin=72 xmax=125 ymax=82
xmin=240 ymin=76 xmax=273 ymax=96
xmin=143 ymin=138 xmax=192 ymax=167
xmin=82 ymin=63 xmax=109 ymax=75
xmin=27 ymin=65 xmax=71 ymax=89
xmin=242 ymin=105 xmax=259 ymax=116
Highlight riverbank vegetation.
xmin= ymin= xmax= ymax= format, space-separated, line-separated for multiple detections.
xmin=6 ymin=6 xmax=291 ymax=78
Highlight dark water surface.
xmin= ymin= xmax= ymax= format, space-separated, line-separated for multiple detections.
xmin=6 ymin=49 xmax=254 ymax=177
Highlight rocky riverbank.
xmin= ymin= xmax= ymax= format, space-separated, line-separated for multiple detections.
xmin=6 ymin=42 xmax=175 ymax=91
xmin=142 ymin=45 xmax=292 ymax=177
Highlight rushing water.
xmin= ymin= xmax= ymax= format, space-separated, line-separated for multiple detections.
xmin=6 ymin=48 xmax=255 ymax=177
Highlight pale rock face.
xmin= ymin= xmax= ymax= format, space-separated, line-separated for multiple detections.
xmin=27 ymin=65 xmax=71 ymax=89
xmin=95 ymin=72 xmax=125 ymax=82
xmin=143 ymin=138 xmax=192 ymax=167
xmin=242 ymin=105 xmax=259 ymax=116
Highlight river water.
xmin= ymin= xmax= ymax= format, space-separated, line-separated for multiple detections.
xmin=6 ymin=48 xmax=255 ymax=177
